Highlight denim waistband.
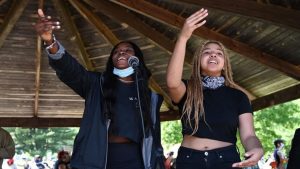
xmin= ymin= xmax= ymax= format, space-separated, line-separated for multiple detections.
xmin=179 ymin=144 xmax=238 ymax=156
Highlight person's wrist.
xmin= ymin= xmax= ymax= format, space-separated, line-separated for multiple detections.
xmin=43 ymin=34 xmax=55 ymax=45
xmin=44 ymin=34 xmax=57 ymax=50
xmin=177 ymin=35 xmax=189 ymax=42
xmin=44 ymin=39 xmax=54 ymax=45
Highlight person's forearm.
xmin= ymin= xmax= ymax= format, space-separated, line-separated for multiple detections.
xmin=166 ymin=36 xmax=188 ymax=89
xmin=48 ymin=49 xmax=89 ymax=98
xmin=243 ymin=135 xmax=263 ymax=151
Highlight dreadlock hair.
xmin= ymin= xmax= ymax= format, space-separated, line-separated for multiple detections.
xmin=182 ymin=40 xmax=243 ymax=134
xmin=102 ymin=41 xmax=152 ymax=129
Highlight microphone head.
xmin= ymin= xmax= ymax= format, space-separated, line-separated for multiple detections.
xmin=128 ymin=56 xmax=139 ymax=68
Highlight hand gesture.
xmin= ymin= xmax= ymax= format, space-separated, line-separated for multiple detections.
xmin=232 ymin=147 xmax=264 ymax=168
xmin=179 ymin=8 xmax=208 ymax=40
xmin=35 ymin=9 xmax=60 ymax=43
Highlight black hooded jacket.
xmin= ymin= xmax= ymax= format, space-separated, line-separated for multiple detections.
xmin=48 ymin=51 xmax=165 ymax=169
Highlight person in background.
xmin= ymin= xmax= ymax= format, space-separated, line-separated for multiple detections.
xmin=286 ymin=128 xmax=300 ymax=169
xmin=35 ymin=8 xmax=165 ymax=169
xmin=273 ymin=139 xmax=287 ymax=169
xmin=166 ymin=8 xmax=264 ymax=169
xmin=28 ymin=155 xmax=48 ymax=169
xmin=54 ymin=150 xmax=71 ymax=169
xmin=0 ymin=128 xmax=15 ymax=169
xmin=164 ymin=151 xmax=174 ymax=169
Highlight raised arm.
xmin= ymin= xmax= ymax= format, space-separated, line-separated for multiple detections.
xmin=166 ymin=9 xmax=208 ymax=103
xmin=34 ymin=9 xmax=91 ymax=98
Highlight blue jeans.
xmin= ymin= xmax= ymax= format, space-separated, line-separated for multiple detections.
xmin=176 ymin=145 xmax=241 ymax=169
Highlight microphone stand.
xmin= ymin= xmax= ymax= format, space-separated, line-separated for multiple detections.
xmin=134 ymin=68 xmax=146 ymax=139
xmin=134 ymin=67 xmax=149 ymax=168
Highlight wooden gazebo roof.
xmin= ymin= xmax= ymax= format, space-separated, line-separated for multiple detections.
xmin=0 ymin=0 xmax=299 ymax=127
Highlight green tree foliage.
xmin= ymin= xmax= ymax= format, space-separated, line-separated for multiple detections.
xmin=253 ymin=101 xmax=300 ymax=156
xmin=161 ymin=120 xmax=182 ymax=150
xmin=4 ymin=127 xmax=78 ymax=157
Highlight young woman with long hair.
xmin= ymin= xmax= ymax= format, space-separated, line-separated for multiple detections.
xmin=166 ymin=9 xmax=264 ymax=169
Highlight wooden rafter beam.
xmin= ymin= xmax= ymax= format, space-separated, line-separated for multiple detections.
xmin=34 ymin=0 xmax=44 ymax=117
xmin=149 ymin=77 xmax=175 ymax=110
xmin=0 ymin=110 xmax=180 ymax=127
xmin=84 ymin=0 xmax=180 ymax=110
xmin=111 ymin=0 xmax=300 ymax=81
xmin=52 ymin=0 xmax=94 ymax=71
xmin=252 ymin=84 xmax=300 ymax=111
xmin=68 ymin=0 xmax=120 ymax=45
xmin=160 ymin=110 xmax=180 ymax=121
xmin=177 ymin=0 xmax=300 ymax=30
xmin=0 ymin=118 xmax=81 ymax=127
xmin=0 ymin=0 xmax=29 ymax=48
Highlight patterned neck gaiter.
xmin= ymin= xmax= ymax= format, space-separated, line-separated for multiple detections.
xmin=202 ymin=76 xmax=225 ymax=90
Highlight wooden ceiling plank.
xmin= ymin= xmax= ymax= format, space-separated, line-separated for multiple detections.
xmin=215 ymin=16 xmax=239 ymax=32
xmin=176 ymin=0 xmax=300 ymax=30
xmin=111 ymin=0 xmax=300 ymax=81
xmin=252 ymin=84 xmax=300 ymax=111
xmin=52 ymin=0 xmax=94 ymax=71
xmin=0 ymin=0 xmax=29 ymax=48
xmin=68 ymin=0 xmax=120 ymax=46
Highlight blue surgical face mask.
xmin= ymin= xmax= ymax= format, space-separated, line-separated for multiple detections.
xmin=113 ymin=67 xmax=134 ymax=78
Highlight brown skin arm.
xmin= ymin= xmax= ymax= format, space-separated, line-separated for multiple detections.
xmin=34 ymin=9 xmax=60 ymax=54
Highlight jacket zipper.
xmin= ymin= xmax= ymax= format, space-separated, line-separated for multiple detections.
xmin=104 ymin=119 xmax=111 ymax=169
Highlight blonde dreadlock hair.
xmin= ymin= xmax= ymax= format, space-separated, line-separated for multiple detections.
xmin=182 ymin=40 xmax=243 ymax=134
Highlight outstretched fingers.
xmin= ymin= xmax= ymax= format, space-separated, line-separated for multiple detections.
xmin=38 ymin=9 xmax=45 ymax=18
xmin=180 ymin=8 xmax=208 ymax=40
xmin=35 ymin=9 xmax=61 ymax=42
xmin=36 ymin=9 xmax=61 ymax=31
xmin=187 ymin=9 xmax=208 ymax=29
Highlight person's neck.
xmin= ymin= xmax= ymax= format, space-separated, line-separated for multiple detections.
xmin=201 ymin=73 xmax=221 ymax=77
xmin=118 ymin=77 xmax=134 ymax=83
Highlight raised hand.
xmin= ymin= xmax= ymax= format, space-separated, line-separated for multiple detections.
xmin=179 ymin=8 xmax=208 ymax=40
xmin=35 ymin=9 xmax=60 ymax=43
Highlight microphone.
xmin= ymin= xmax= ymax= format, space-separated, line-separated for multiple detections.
xmin=128 ymin=56 xmax=139 ymax=69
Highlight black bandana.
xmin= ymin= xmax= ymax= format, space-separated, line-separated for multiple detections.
xmin=202 ymin=76 xmax=225 ymax=90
